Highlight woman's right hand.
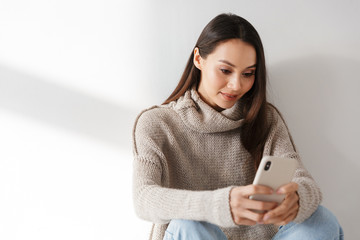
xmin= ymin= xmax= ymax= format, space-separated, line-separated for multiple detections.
xmin=229 ymin=185 xmax=278 ymax=225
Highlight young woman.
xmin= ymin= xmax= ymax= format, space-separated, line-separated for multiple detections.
xmin=132 ymin=13 xmax=343 ymax=240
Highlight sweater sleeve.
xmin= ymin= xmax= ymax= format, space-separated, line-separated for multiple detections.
xmin=132 ymin=108 xmax=237 ymax=228
xmin=263 ymin=106 xmax=322 ymax=223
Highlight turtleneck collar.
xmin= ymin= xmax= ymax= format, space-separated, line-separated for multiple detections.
xmin=170 ymin=88 xmax=245 ymax=133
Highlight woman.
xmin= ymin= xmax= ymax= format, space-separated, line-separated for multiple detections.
xmin=132 ymin=13 xmax=343 ymax=239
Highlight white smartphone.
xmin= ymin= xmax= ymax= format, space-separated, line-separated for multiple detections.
xmin=249 ymin=156 xmax=298 ymax=203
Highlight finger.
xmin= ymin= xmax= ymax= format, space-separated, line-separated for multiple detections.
xmin=238 ymin=209 xmax=265 ymax=223
xmin=233 ymin=216 xmax=257 ymax=226
xmin=264 ymin=206 xmax=297 ymax=225
xmin=264 ymin=200 xmax=296 ymax=221
xmin=281 ymin=206 xmax=298 ymax=223
xmin=264 ymin=201 xmax=299 ymax=224
xmin=263 ymin=194 xmax=298 ymax=221
xmin=276 ymin=182 xmax=298 ymax=194
xmin=237 ymin=185 xmax=274 ymax=198
xmin=274 ymin=211 xmax=297 ymax=226
xmin=241 ymin=198 xmax=278 ymax=212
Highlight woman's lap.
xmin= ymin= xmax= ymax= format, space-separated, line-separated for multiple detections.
xmin=164 ymin=219 xmax=227 ymax=240
xmin=272 ymin=205 xmax=343 ymax=240
xmin=163 ymin=205 xmax=343 ymax=240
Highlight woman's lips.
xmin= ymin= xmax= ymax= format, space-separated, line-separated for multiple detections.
xmin=220 ymin=92 xmax=238 ymax=101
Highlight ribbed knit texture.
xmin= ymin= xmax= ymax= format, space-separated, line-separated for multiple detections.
xmin=132 ymin=89 xmax=322 ymax=240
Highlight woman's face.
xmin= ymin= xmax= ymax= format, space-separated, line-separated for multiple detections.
xmin=194 ymin=39 xmax=257 ymax=111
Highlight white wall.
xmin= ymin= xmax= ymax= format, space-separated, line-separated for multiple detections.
xmin=0 ymin=0 xmax=359 ymax=239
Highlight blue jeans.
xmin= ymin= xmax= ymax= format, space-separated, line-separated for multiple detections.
xmin=163 ymin=206 xmax=344 ymax=240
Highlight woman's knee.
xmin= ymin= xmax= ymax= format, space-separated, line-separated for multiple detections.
xmin=274 ymin=205 xmax=343 ymax=240
xmin=165 ymin=219 xmax=199 ymax=237
xmin=313 ymin=205 xmax=343 ymax=238
xmin=311 ymin=205 xmax=342 ymax=231
xmin=164 ymin=219 xmax=227 ymax=240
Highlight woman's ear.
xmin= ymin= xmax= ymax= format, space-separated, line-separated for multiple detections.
xmin=193 ymin=47 xmax=203 ymax=70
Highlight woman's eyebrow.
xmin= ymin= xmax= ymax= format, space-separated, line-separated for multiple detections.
xmin=218 ymin=59 xmax=256 ymax=69
xmin=246 ymin=64 xmax=257 ymax=69
xmin=219 ymin=59 xmax=236 ymax=67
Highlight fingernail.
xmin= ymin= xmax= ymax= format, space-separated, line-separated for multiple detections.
xmin=277 ymin=188 xmax=284 ymax=194
xmin=263 ymin=215 xmax=269 ymax=221
xmin=258 ymin=221 xmax=264 ymax=224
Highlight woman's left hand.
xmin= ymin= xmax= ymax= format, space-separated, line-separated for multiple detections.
xmin=262 ymin=182 xmax=299 ymax=226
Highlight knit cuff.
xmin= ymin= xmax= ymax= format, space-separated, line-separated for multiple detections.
xmin=293 ymin=183 xmax=318 ymax=223
xmin=209 ymin=186 xmax=238 ymax=228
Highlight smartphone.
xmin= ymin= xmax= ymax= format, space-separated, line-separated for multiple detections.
xmin=249 ymin=156 xmax=298 ymax=203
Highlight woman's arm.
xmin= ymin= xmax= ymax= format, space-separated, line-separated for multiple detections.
xmin=132 ymin=108 xmax=236 ymax=228
xmin=133 ymin=156 xmax=235 ymax=227
xmin=262 ymin=105 xmax=322 ymax=223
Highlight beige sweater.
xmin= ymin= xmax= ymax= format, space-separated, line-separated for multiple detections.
xmin=132 ymin=89 xmax=322 ymax=240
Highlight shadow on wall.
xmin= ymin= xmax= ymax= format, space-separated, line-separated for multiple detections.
xmin=0 ymin=65 xmax=137 ymax=150
xmin=268 ymin=55 xmax=360 ymax=238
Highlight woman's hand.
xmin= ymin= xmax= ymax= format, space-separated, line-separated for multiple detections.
xmin=262 ymin=182 xmax=299 ymax=226
xmin=229 ymin=185 xmax=278 ymax=225
xmin=229 ymin=182 xmax=299 ymax=226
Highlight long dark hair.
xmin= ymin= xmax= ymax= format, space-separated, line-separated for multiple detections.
xmin=164 ymin=13 xmax=272 ymax=169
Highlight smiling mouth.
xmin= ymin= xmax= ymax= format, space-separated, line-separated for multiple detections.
xmin=221 ymin=92 xmax=238 ymax=99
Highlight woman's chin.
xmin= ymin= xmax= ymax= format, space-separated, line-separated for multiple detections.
xmin=215 ymin=102 xmax=236 ymax=111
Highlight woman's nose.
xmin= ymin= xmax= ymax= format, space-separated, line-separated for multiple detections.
xmin=227 ymin=76 xmax=241 ymax=91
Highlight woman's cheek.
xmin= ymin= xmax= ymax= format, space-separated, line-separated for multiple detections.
xmin=212 ymin=70 xmax=226 ymax=87
xmin=246 ymin=78 xmax=255 ymax=91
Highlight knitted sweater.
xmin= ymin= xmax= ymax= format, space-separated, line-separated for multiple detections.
xmin=132 ymin=88 xmax=322 ymax=240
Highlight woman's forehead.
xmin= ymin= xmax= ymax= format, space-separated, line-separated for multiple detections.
xmin=208 ymin=39 xmax=257 ymax=68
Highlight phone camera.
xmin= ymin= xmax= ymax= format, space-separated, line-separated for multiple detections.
xmin=264 ymin=161 xmax=271 ymax=171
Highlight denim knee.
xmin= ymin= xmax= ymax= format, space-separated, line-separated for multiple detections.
xmin=164 ymin=219 xmax=227 ymax=240
xmin=312 ymin=205 xmax=343 ymax=239
xmin=274 ymin=205 xmax=343 ymax=240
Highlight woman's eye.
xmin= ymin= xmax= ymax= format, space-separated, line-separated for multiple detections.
xmin=220 ymin=69 xmax=231 ymax=74
xmin=242 ymin=71 xmax=255 ymax=78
